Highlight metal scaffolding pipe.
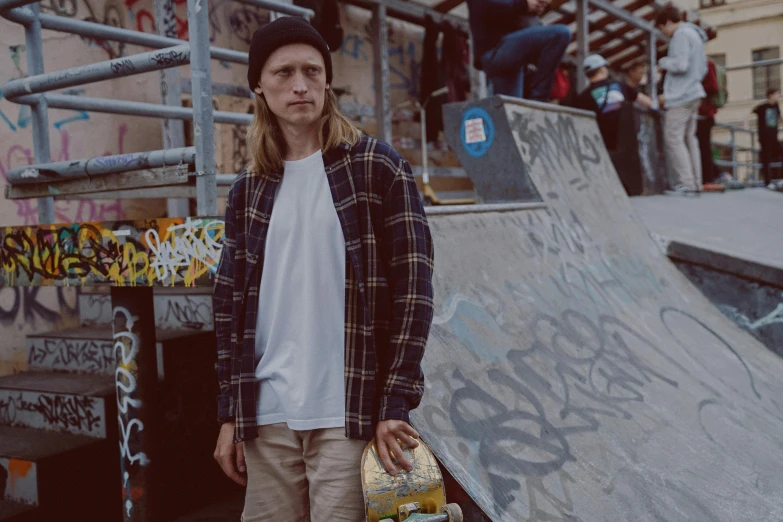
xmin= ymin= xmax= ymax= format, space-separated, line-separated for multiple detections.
xmin=232 ymin=0 xmax=313 ymax=19
xmin=588 ymin=0 xmax=664 ymax=40
xmin=647 ymin=31 xmax=658 ymax=107
xmin=372 ymin=4 xmax=391 ymax=142
xmin=6 ymin=147 xmax=195 ymax=185
xmin=3 ymin=8 xmax=248 ymax=65
xmin=724 ymin=58 xmax=783 ymax=71
xmin=575 ymin=0 xmax=589 ymax=93
xmin=10 ymin=93 xmax=254 ymax=125
xmin=24 ymin=2 xmax=54 ymax=223
xmin=188 ymin=0 xmax=217 ymax=216
xmin=0 ymin=0 xmax=35 ymax=14
xmin=3 ymin=44 xmax=191 ymax=101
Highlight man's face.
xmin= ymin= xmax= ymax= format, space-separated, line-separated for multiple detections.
xmin=254 ymin=43 xmax=327 ymax=129
xmin=657 ymin=21 xmax=676 ymax=38
xmin=770 ymin=91 xmax=780 ymax=104
xmin=628 ymin=64 xmax=648 ymax=84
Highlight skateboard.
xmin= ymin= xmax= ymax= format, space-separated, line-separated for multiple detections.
xmin=361 ymin=438 xmax=463 ymax=522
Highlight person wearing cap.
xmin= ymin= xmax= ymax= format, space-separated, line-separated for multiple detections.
xmin=466 ymin=0 xmax=571 ymax=101
xmin=211 ymin=16 xmax=435 ymax=521
xmin=574 ymin=54 xmax=652 ymax=151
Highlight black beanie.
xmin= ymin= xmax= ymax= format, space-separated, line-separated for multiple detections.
xmin=247 ymin=16 xmax=333 ymax=92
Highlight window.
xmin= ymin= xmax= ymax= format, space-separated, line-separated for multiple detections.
xmin=752 ymin=47 xmax=781 ymax=100
xmin=699 ymin=0 xmax=725 ymax=8
xmin=708 ymin=54 xmax=726 ymax=68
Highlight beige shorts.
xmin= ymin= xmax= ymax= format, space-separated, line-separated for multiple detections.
xmin=241 ymin=423 xmax=367 ymax=522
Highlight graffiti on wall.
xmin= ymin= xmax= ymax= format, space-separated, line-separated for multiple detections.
xmin=0 ymin=217 xmax=224 ymax=287
xmin=114 ymin=304 xmax=148 ymax=518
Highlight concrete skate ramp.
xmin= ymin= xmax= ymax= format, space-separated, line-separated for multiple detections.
xmin=411 ymin=96 xmax=783 ymax=521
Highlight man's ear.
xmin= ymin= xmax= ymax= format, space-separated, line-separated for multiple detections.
xmin=326 ymin=84 xmax=330 ymax=90
xmin=254 ymin=86 xmax=262 ymax=96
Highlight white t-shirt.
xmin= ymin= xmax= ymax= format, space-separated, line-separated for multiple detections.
xmin=254 ymin=150 xmax=347 ymax=430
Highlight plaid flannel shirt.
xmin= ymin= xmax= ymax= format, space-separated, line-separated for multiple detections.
xmin=213 ymin=136 xmax=435 ymax=443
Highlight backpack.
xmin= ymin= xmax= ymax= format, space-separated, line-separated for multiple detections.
xmin=711 ymin=63 xmax=728 ymax=109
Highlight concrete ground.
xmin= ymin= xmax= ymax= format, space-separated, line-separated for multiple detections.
xmin=631 ymin=188 xmax=783 ymax=269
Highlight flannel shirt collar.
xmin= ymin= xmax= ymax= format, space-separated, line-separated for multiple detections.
xmin=256 ymin=141 xmax=353 ymax=181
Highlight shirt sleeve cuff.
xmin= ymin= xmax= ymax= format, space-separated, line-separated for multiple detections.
xmin=217 ymin=394 xmax=234 ymax=423
xmin=378 ymin=395 xmax=411 ymax=423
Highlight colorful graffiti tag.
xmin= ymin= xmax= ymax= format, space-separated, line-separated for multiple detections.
xmin=0 ymin=217 xmax=224 ymax=288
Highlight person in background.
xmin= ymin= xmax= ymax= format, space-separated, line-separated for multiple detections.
xmin=745 ymin=88 xmax=782 ymax=186
xmin=655 ymin=3 xmax=708 ymax=196
xmin=625 ymin=61 xmax=649 ymax=94
xmin=696 ymin=59 xmax=719 ymax=185
xmin=466 ymin=0 xmax=571 ymax=101
xmin=212 ymin=17 xmax=435 ymax=521
xmin=575 ymin=54 xmax=652 ymax=150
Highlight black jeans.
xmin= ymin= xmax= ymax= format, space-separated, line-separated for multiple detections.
xmin=696 ymin=116 xmax=716 ymax=183
xmin=760 ymin=139 xmax=783 ymax=185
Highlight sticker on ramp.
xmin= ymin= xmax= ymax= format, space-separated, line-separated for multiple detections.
xmin=460 ymin=107 xmax=494 ymax=158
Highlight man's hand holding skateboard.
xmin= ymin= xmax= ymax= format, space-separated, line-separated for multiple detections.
xmin=375 ymin=419 xmax=420 ymax=476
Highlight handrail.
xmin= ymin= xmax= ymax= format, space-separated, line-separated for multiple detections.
xmin=3 ymin=8 xmax=248 ymax=64
xmin=10 ymin=93 xmax=254 ymax=125
xmin=2 ymin=44 xmax=191 ymax=102
xmin=6 ymin=147 xmax=195 ymax=185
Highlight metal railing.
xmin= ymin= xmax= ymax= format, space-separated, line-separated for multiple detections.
xmin=711 ymin=121 xmax=782 ymax=181
xmin=0 ymin=0 xmax=312 ymax=222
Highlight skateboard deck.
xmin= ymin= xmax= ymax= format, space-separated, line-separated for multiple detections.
xmin=361 ymin=438 xmax=462 ymax=522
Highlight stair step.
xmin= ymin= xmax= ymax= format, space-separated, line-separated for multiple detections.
xmin=78 ymin=290 xmax=214 ymax=331
xmin=0 ymin=426 xmax=120 ymax=520
xmin=0 ymin=500 xmax=37 ymax=521
xmin=27 ymin=325 xmax=214 ymax=377
xmin=0 ymin=372 xmax=114 ymax=438
xmin=26 ymin=327 xmax=115 ymax=375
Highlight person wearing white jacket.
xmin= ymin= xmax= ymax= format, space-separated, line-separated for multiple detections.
xmin=655 ymin=4 xmax=708 ymax=195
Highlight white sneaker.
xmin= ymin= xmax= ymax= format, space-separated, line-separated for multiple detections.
xmin=664 ymin=186 xmax=692 ymax=196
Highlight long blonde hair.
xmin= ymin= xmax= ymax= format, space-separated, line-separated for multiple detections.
xmin=246 ymin=88 xmax=362 ymax=176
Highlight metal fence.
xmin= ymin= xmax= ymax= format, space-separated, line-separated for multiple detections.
xmin=711 ymin=122 xmax=782 ymax=182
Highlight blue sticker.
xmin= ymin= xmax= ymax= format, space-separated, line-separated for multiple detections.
xmin=460 ymin=107 xmax=495 ymax=158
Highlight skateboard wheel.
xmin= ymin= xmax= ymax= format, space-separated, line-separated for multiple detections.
xmin=441 ymin=503 xmax=463 ymax=522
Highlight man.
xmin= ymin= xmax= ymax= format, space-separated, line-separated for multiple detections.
xmin=575 ymin=55 xmax=652 ymax=150
xmin=212 ymin=17 xmax=435 ymax=521
xmin=696 ymin=59 xmax=720 ymax=184
xmin=466 ymin=0 xmax=571 ymax=101
xmin=746 ymin=88 xmax=782 ymax=185
xmin=655 ymin=4 xmax=708 ymax=195
xmin=625 ymin=61 xmax=648 ymax=93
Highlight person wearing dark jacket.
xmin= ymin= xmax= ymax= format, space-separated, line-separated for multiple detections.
xmin=697 ymin=59 xmax=719 ymax=184
xmin=466 ymin=0 xmax=570 ymax=101
xmin=746 ymin=89 xmax=782 ymax=185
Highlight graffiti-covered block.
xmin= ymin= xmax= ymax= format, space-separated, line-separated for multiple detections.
xmin=0 ymin=217 xmax=224 ymax=288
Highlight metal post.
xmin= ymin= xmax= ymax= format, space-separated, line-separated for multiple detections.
xmin=24 ymin=3 xmax=54 ymax=224
xmin=647 ymin=31 xmax=658 ymax=109
xmin=372 ymin=4 xmax=391 ymax=142
xmin=420 ymin=103 xmax=429 ymax=186
xmin=575 ymin=0 xmax=589 ymax=93
xmin=750 ymin=128 xmax=756 ymax=181
xmin=112 ymin=286 xmax=158 ymax=522
xmin=154 ymin=0 xmax=189 ymax=218
xmin=187 ymin=0 xmax=217 ymax=216
xmin=729 ymin=126 xmax=737 ymax=179
xmin=467 ymin=38 xmax=485 ymax=101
